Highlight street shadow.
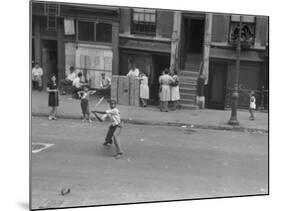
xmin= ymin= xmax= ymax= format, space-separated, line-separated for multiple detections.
xmin=17 ymin=201 xmax=29 ymax=210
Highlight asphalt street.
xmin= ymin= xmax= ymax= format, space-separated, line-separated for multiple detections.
xmin=31 ymin=117 xmax=268 ymax=209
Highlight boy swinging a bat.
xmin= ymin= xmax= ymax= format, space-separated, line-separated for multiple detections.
xmin=92 ymin=99 xmax=124 ymax=159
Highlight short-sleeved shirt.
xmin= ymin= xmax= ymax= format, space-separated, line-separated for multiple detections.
xmin=72 ymin=77 xmax=82 ymax=88
xmin=102 ymin=108 xmax=121 ymax=126
xmin=66 ymin=72 xmax=76 ymax=81
xmin=100 ymin=76 xmax=111 ymax=88
xmin=127 ymin=68 xmax=140 ymax=77
xmin=32 ymin=67 xmax=43 ymax=77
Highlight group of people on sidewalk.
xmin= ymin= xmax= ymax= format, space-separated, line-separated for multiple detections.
xmin=159 ymin=68 xmax=180 ymax=112
xmin=126 ymin=64 xmax=180 ymax=111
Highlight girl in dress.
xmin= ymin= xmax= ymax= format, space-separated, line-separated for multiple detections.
xmin=170 ymin=70 xmax=180 ymax=110
xmin=249 ymin=91 xmax=256 ymax=120
xmin=47 ymin=74 xmax=59 ymax=120
xmin=139 ymin=72 xmax=149 ymax=107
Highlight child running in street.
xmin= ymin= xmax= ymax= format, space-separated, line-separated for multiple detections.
xmin=249 ymin=91 xmax=256 ymax=120
xmin=92 ymin=100 xmax=124 ymax=159
xmin=78 ymin=86 xmax=96 ymax=123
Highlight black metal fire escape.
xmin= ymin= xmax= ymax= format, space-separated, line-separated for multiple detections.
xmin=44 ymin=2 xmax=60 ymax=31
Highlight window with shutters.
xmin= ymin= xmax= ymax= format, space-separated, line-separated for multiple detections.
xmin=229 ymin=15 xmax=255 ymax=47
xmin=131 ymin=9 xmax=156 ymax=36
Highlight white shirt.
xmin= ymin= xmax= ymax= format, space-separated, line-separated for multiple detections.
xmin=102 ymin=108 xmax=121 ymax=126
xmin=66 ymin=72 xmax=76 ymax=81
xmin=32 ymin=67 xmax=43 ymax=77
xmin=100 ymin=76 xmax=111 ymax=88
xmin=72 ymin=77 xmax=82 ymax=88
xmin=127 ymin=68 xmax=140 ymax=77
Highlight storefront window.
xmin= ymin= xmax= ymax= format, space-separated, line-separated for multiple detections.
xmin=132 ymin=8 xmax=156 ymax=36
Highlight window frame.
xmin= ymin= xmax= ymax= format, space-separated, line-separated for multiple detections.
xmin=131 ymin=8 xmax=157 ymax=36
xmin=228 ymin=15 xmax=256 ymax=48
xmin=77 ymin=19 xmax=113 ymax=44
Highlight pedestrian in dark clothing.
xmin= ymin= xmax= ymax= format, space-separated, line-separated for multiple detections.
xmin=47 ymin=74 xmax=59 ymax=120
xmin=196 ymin=74 xmax=205 ymax=109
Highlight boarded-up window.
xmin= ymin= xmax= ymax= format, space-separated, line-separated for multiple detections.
xmin=212 ymin=14 xmax=228 ymax=42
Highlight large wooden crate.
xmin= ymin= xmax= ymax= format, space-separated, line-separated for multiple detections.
xmin=111 ymin=76 xmax=118 ymax=102
xmin=111 ymin=76 xmax=140 ymax=106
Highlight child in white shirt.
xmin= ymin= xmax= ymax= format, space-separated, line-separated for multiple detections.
xmin=78 ymin=86 xmax=96 ymax=122
xmin=92 ymin=100 xmax=123 ymax=159
xmin=249 ymin=91 xmax=256 ymax=121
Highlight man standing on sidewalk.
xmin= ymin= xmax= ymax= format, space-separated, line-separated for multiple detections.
xmin=32 ymin=63 xmax=44 ymax=91
xmin=60 ymin=66 xmax=76 ymax=95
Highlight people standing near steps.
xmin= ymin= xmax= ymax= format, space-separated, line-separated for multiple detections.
xmin=139 ymin=72 xmax=149 ymax=107
xmin=159 ymin=68 xmax=173 ymax=112
xmin=127 ymin=63 xmax=139 ymax=78
xmin=249 ymin=91 xmax=256 ymax=121
xmin=60 ymin=66 xmax=76 ymax=95
xmin=32 ymin=63 xmax=44 ymax=91
xmin=170 ymin=70 xmax=181 ymax=110
xmin=47 ymin=74 xmax=59 ymax=120
xmin=92 ymin=100 xmax=124 ymax=159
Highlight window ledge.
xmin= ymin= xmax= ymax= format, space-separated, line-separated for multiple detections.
xmin=119 ymin=33 xmax=171 ymax=42
xmin=211 ymin=42 xmax=266 ymax=51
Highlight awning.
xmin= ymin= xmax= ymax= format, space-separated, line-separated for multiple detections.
xmin=210 ymin=48 xmax=265 ymax=62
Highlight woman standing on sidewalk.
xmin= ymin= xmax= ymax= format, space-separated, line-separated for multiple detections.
xmin=47 ymin=74 xmax=59 ymax=120
xmin=159 ymin=68 xmax=173 ymax=112
xmin=139 ymin=72 xmax=149 ymax=107
xmin=170 ymin=70 xmax=180 ymax=110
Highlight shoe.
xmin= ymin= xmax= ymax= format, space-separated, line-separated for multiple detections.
xmin=82 ymin=119 xmax=86 ymax=122
xmin=103 ymin=142 xmax=111 ymax=146
xmin=48 ymin=116 xmax=52 ymax=120
xmin=89 ymin=119 xmax=92 ymax=123
xmin=52 ymin=117 xmax=57 ymax=120
xmin=114 ymin=153 xmax=123 ymax=159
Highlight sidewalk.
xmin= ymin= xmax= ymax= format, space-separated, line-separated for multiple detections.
xmin=31 ymin=91 xmax=268 ymax=132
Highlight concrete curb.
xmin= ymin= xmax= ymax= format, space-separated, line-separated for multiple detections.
xmin=31 ymin=112 xmax=268 ymax=134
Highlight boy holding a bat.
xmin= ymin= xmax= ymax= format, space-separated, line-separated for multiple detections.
xmin=92 ymin=100 xmax=123 ymax=159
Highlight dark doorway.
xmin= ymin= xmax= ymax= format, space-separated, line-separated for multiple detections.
xmin=184 ymin=18 xmax=205 ymax=54
xmin=41 ymin=40 xmax=58 ymax=88
xmin=151 ymin=55 xmax=170 ymax=104
xmin=180 ymin=17 xmax=205 ymax=69
xmin=207 ymin=62 xmax=227 ymax=109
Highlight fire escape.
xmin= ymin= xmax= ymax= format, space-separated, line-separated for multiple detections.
xmin=44 ymin=2 xmax=60 ymax=31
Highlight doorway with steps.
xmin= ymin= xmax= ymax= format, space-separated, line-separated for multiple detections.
xmin=179 ymin=14 xmax=205 ymax=108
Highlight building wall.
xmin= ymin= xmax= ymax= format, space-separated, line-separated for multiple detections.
xmin=156 ymin=10 xmax=173 ymax=38
xmin=207 ymin=14 xmax=269 ymax=109
xmin=32 ymin=2 xmax=120 ymax=89
xmin=119 ymin=9 xmax=173 ymax=38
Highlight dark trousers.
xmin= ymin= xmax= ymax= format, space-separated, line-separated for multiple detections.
xmin=81 ymin=99 xmax=89 ymax=117
xmin=105 ymin=125 xmax=123 ymax=154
